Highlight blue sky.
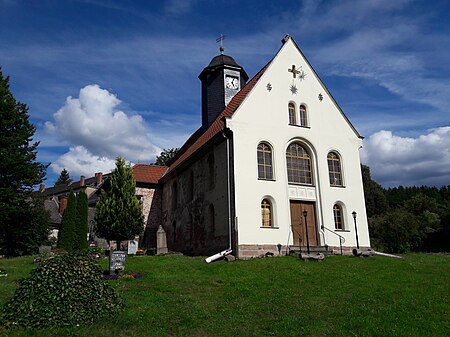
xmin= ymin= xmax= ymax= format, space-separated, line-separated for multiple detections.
xmin=1 ymin=0 xmax=449 ymax=187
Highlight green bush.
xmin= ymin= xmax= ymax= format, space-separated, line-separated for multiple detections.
xmin=369 ymin=209 xmax=424 ymax=253
xmin=0 ymin=254 xmax=121 ymax=328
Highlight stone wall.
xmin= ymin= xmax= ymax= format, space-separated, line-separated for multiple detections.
xmin=238 ymin=244 xmax=288 ymax=259
xmin=161 ymin=140 xmax=229 ymax=256
xmin=137 ymin=186 xmax=162 ymax=249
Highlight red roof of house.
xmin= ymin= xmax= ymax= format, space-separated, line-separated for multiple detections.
xmin=166 ymin=62 xmax=270 ymax=176
xmin=132 ymin=164 xmax=168 ymax=184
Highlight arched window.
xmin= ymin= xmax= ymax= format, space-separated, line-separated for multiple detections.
xmin=333 ymin=204 xmax=344 ymax=230
xmin=286 ymin=143 xmax=312 ymax=184
xmin=207 ymin=154 xmax=215 ymax=190
xmin=288 ymin=103 xmax=296 ymax=125
xmin=299 ymin=105 xmax=307 ymax=127
xmin=172 ymin=221 xmax=177 ymax=242
xmin=172 ymin=181 xmax=178 ymax=210
xmin=189 ymin=214 xmax=194 ymax=241
xmin=187 ymin=170 xmax=194 ymax=201
xmin=257 ymin=142 xmax=273 ymax=180
xmin=261 ymin=199 xmax=272 ymax=227
xmin=208 ymin=204 xmax=215 ymax=237
xmin=327 ymin=152 xmax=343 ymax=186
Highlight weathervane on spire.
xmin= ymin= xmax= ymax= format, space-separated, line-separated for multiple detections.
xmin=216 ymin=34 xmax=226 ymax=54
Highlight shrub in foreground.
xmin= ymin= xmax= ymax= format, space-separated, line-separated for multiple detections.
xmin=0 ymin=254 xmax=121 ymax=329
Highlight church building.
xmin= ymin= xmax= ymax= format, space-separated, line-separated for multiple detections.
xmin=155 ymin=35 xmax=370 ymax=258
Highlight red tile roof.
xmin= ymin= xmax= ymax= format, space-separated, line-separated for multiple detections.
xmin=132 ymin=164 xmax=168 ymax=184
xmin=166 ymin=62 xmax=270 ymax=176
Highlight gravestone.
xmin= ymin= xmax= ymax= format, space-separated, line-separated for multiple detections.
xmin=127 ymin=240 xmax=138 ymax=255
xmin=38 ymin=245 xmax=52 ymax=255
xmin=109 ymin=251 xmax=126 ymax=275
xmin=157 ymin=225 xmax=168 ymax=255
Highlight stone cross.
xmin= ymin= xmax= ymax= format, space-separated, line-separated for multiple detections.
xmin=288 ymin=65 xmax=301 ymax=78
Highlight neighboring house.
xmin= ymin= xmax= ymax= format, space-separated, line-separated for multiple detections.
xmin=158 ymin=35 xmax=370 ymax=258
xmin=40 ymin=166 xmax=167 ymax=248
xmin=131 ymin=164 xmax=167 ymax=248
xmin=39 ymin=172 xmax=109 ymax=242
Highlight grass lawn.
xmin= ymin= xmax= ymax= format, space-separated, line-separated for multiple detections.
xmin=0 ymin=254 xmax=449 ymax=337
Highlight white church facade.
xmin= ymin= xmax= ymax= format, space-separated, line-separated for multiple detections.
xmin=156 ymin=35 xmax=370 ymax=258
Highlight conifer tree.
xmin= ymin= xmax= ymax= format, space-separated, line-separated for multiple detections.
xmin=74 ymin=189 xmax=88 ymax=251
xmin=55 ymin=168 xmax=70 ymax=186
xmin=94 ymin=157 xmax=144 ymax=249
xmin=0 ymin=68 xmax=49 ymax=256
xmin=58 ymin=190 xmax=77 ymax=252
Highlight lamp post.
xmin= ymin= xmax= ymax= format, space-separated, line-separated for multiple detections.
xmin=352 ymin=211 xmax=360 ymax=249
xmin=303 ymin=210 xmax=310 ymax=254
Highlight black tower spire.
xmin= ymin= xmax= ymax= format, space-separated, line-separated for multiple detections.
xmin=198 ymin=51 xmax=248 ymax=130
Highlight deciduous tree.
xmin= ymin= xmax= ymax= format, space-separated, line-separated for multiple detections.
xmin=361 ymin=164 xmax=388 ymax=217
xmin=154 ymin=148 xmax=179 ymax=166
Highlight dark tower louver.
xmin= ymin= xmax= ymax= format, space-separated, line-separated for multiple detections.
xmin=199 ymin=53 xmax=248 ymax=130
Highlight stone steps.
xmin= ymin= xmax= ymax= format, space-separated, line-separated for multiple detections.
xmin=288 ymin=245 xmax=334 ymax=257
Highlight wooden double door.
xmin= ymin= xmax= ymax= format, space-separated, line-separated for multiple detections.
xmin=290 ymin=201 xmax=318 ymax=247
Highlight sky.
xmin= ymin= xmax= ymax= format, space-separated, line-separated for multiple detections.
xmin=1 ymin=0 xmax=449 ymax=188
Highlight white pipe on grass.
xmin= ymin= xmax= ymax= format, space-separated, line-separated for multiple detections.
xmin=205 ymin=249 xmax=232 ymax=263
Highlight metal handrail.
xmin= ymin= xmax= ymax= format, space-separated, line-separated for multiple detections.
xmin=321 ymin=226 xmax=345 ymax=255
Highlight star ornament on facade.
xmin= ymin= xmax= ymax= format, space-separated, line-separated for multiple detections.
xmin=298 ymin=70 xmax=307 ymax=81
xmin=290 ymin=84 xmax=298 ymax=95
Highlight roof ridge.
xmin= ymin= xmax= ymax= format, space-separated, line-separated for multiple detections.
xmin=133 ymin=163 xmax=168 ymax=168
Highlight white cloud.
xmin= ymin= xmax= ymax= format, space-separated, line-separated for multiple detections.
xmin=50 ymin=146 xmax=116 ymax=178
xmin=164 ymin=0 xmax=196 ymax=15
xmin=46 ymin=84 xmax=160 ymax=176
xmin=361 ymin=127 xmax=450 ymax=187
xmin=289 ymin=0 xmax=450 ymax=115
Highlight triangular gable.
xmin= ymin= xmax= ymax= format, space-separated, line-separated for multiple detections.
xmin=285 ymin=35 xmax=363 ymax=139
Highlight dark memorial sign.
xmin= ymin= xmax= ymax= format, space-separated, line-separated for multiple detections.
xmin=109 ymin=251 xmax=126 ymax=275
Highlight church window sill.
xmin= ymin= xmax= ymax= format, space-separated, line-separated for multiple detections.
xmin=288 ymin=124 xmax=310 ymax=129
xmin=258 ymin=178 xmax=276 ymax=182
xmin=260 ymin=226 xmax=279 ymax=229
xmin=334 ymin=229 xmax=350 ymax=232
xmin=288 ymin=183 xmax=315 ymax=187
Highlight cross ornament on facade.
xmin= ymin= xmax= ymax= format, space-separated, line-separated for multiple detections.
xmin=288 ymin=65 xmax=301 ymax=78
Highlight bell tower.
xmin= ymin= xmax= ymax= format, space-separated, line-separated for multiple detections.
xmin=198 ymin=46 xmax=248 ymax=130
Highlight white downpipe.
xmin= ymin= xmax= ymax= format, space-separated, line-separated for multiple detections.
xmin=371 ymin=250 xmax=402 ymax=259
xmin=225 ymin=131 xmax=232 ymax=250
xmin=353 ymin=248 xmax=402 ymax=259
xmin=205 ymin=249 xmax=233 ymax=263
xmin=205 ymin=130 xmax=233 ymax=264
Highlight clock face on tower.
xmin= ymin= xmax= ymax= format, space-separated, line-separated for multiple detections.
xmin=225 ymin=75 xmax=239 ymax=90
